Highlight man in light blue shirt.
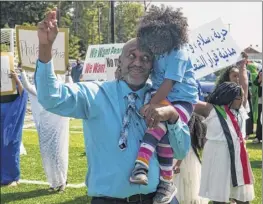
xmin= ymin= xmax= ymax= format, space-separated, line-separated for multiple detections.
xmin=36 ymin=9 xmax=190 ymax=204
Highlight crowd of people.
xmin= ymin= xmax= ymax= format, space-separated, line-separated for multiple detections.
xmin=1 ymin=5 xmax=262 ymax=204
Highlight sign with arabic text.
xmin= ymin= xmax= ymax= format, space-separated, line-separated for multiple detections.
xmin=1 ymin=52 xmax=17 ymax=95
xmin=187 ymin=18 xmax=241 ymax=79
xmin=16 ymin=26 xmax=69 ymax=74
xmin=82 ymin=43 xmax=124 ymax=81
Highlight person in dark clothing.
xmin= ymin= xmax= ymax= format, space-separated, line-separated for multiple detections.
xmin=246 ymin=70 xmax=254 ymax=139
xmin=253 ymin=70 xmax=262 ymax=143
xmin=71 ymin=58 xmax=83 ymax=83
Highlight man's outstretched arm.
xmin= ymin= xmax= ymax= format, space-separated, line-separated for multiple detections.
xmin=35 ymin=9 xmax=96 ymax=119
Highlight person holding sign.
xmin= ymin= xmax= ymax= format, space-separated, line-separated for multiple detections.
xmin=215 ymin=52 xmax=251 ymax=142
xmin=19 ymin=67 xmax=71 ymax=192
xmin=0 ymin=70 xmax=28 ymax=186
xmin=35 ymin=8 xmax=190 ymax=204
xmin=196 ymin=57 xmax=255 ymax=204
xmin=128 ymin=5 xmax=198 ymax=204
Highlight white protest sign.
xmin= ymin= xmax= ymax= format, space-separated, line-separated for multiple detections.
xmin=1 ymin=52 xmax=16 ymax=95
xmin=82 ymin=19 xmax=241 ymax=81
xmin=82 ymin=43 xmax=124 ymax=81
xmin=186 ymin=18 xmax=241 ymax=79
xmin=16 ymin=26 xmax=69 ymax=74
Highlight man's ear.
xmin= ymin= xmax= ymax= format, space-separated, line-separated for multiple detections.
xmin=118 ymin=56 xmax=121 ymax=67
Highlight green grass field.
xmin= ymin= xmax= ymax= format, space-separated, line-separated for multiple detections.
xmin=1 ymin=119 xmax=262 ymax=204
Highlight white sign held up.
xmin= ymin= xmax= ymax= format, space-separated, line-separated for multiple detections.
xmin=81 ymin=18 xmax=241 ymax=81
xmin=187 ymin=18 xmax=241 ymax=79
xmin=82 ymin=43 xmax=124 ymax=81
xmin=1 ymin=52 xmax=17 ymax=95
xmin=16 ymin=26 xmax=69 ymax=74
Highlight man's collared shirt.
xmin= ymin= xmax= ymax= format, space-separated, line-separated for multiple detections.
xmin=35 ymin=60 xmax=189 ymax=198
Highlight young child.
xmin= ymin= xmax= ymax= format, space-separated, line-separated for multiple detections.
xmin=129 ymin=5 xmax=198 ymax=204
xmin=196 ymin=82 xmax=255 ymax=204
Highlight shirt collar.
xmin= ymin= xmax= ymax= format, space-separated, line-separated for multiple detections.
xmin=118 ymin=80 xmax=151 ymax=101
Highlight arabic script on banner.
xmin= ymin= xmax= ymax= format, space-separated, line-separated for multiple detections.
xmin=186 ymin=18 xmax=241 ymax=79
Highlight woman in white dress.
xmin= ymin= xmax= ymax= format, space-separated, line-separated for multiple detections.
xmin=195 ymin=57 xmax=255 ymax=204
xmin=173 ymin=112 xmax=209 ymax=204
xmin=20 ymin=69 xmax=71 ymax=192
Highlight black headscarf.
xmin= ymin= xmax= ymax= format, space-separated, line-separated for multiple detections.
xmin=207 ymin=82 xmax=242 ymax=106
xmin=188 ymin=112 xmax=207 ymax=163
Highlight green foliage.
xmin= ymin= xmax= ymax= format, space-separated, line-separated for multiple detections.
xmin=115 ymin=2 xmax=144 ymax=43
xmin=69 ymin=35 xmax=81 ymax=59
xmin=0 ymin=1 xmax=145 ymax=59
xmin=1 ymin=44 xmax=10 ymax=52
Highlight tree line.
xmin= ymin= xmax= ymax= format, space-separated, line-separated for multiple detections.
xmin=1 ymin=1 xmax=147 ymax=59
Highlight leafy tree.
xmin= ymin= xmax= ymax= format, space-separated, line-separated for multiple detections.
xmin=0 ymin=2 xmax=56 ymax=27
xmin=115 ymin=2 xmax=144 ymax=43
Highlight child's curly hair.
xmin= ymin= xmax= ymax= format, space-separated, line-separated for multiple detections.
xmin=137 ymin=4 xmax=189 ymax=55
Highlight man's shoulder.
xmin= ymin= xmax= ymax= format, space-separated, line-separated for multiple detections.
xmin=80 ymin=80 xmax=118 ymax=95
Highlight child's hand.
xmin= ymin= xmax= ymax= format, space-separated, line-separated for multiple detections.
xmin=10 ymin=70 xmax=20 ymax=84
xmin=173 ymin=159 xmax=182 ymax=174
xmin=173 ymin=165 xmax=180 ymax=174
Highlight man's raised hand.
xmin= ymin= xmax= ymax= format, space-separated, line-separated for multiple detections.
xmin=37 ymin=8 xmax=58 ymax=45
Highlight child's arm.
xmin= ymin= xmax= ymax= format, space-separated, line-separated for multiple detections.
xmin=173 ymin=160 xmax=182 ymax=174
xmin=10 ymin=71 xmax=24 ymax=96
xmin=150 ymin=79 xmax=176 ymax=104
xmin=237 ymin=53 xmax=248 ymax=108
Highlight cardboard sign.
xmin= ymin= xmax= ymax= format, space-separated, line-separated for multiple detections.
xmin=16 ymin=26 xmax=69 ymax=74
xmin=186 ymin=18 xmax=241 ymax=79
xmin=1 ymin=52 xmax=16 ymax=95
xmin=82 ymin=43 xmax=124 ymax=81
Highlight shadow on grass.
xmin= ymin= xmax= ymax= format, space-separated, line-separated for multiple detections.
xmin=80 ymin=152 xmax=86 ymax=157
xmin=246 ymin=142 xmax=262 ymax=150
xmin=0 ymin=189 xmax=51 ymax=203
xmin=60 ymin=196 xmax=91 ymax=204
xmin=250 ymin=160 xmax=262 ymax=169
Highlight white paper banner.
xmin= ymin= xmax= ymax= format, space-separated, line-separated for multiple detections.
xmin=16 ymin=26 xmax=69 ymax=74
xmin=82 ymin=43 xmax=124 ymax=81
xmin=1 ymin=52 xmax=16 ymax=95
xmin=187 ymin=18 xmax=241 ymax=79
xmin=81 ymin=18 xmax=241 ymax=81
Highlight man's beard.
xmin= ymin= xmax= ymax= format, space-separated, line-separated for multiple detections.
xmin=122 ymin=73 xmax=146 ymax=89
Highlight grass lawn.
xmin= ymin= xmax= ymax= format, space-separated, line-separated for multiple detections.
xmin=1 ymin=119 xmax=262 ymax=204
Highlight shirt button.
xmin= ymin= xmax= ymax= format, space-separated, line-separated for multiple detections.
xmin=136 ymin=122 xmax=139 ymax=126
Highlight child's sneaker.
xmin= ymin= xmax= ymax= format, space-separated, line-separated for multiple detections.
xmin=129 ymin=163 xmax=148 ymax=185
xmin=153 ymin=181 xmax=177 ymax=204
